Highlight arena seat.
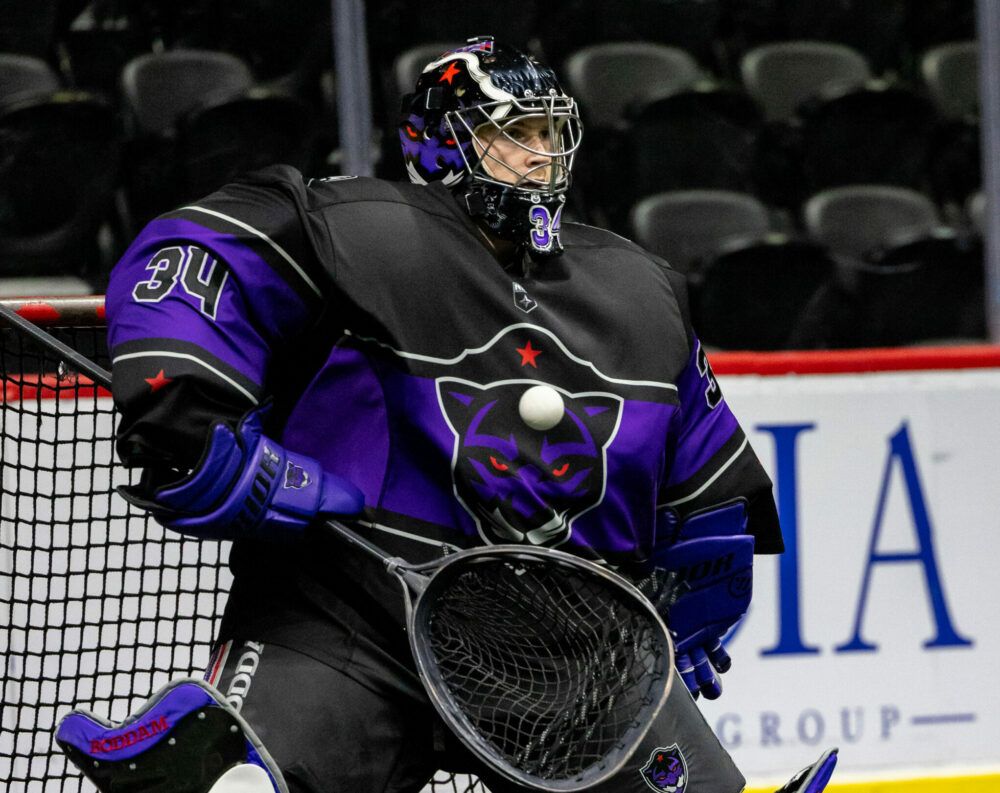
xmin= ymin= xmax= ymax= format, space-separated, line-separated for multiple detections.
xmin=921 ymin=40 xmax=979 ymax=121
xmin=740 ymin=40 xmax=871 ymax=123
xmin=0 ymin=53 xmax=60 ymax=109
xmin=921 ymin=41 xmax=981 ymax=206
xmin=802 ymin=184 xmax=941 ymax=261
xmin=966 ymin=190 xmax=986 ymax=236
xmin=0 ymin=91 xmax=119 ymax=281
xmin=829 ymin=248 xmax=985 ymax=347
xmin=624 ymin=84 xmax=763 ymax=201
xmin=796 ymin=81 xmax=937 ymax=197
xmin=120 ymin=49 xmax=254 ymax=228
xmin=629 ymin=190 xmax=771 ymax=275
xmin=803 ymin=184 xmax=984 ymax=346
xmin=563 ymin=42 xmax=703 ymax=130
xmin=562 ymin=42 xmax=703 ymax=226
xmin=122 ymin=49 xmax=254 ymax=136
xmin=179 ymin=90 xmax=316 ymax=200
xmin=393 ymin=43 xmax=457 ymax=100
xmin=690 ymin=235 xmax=837 ymax=350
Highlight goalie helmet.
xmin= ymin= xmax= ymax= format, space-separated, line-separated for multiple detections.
xmin=399 ymin=36 xmax=583 ymax=257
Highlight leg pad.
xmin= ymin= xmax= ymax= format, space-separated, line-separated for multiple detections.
xmin=56 ymin=678 xmax=287 ymax=793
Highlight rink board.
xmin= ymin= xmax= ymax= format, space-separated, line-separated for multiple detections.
xmin=705 ymin=359 xmax=1000 ymax=788
xmin=5 ymin=354 xmax=1000 ymax=791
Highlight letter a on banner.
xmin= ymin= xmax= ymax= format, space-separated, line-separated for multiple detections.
xmin=837 ymin=422 xmax=974 ymax=652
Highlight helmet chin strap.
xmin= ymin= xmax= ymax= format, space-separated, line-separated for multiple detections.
xmin=460 ymin=177 xmax=566 ymax=262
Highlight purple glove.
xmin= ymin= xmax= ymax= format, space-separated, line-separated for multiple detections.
xmin=651 ymin=501 xmax=752 ymax=700
xmin=120 ymin=407 xmax=363 ymax=541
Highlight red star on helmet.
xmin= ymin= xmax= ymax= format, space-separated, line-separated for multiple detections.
xmin=144 ymin=369 xmax=173 ymax=392
xmin=439 ymin=62 xmax=461 ymax=84
xmin=516 ymin=341 xmax=541 ymax=368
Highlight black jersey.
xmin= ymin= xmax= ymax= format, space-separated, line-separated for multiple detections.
xmin=106 ymin=166 xmax=780 ymax=662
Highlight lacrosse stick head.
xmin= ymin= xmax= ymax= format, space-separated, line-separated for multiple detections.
xmin=408 ymin=545 xmax=673 ymax=791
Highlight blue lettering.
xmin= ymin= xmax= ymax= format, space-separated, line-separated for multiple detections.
xmin=880 ymin=705 xmax=900 ymax=739
xmin=716 ymin=714 xmax=742 ymax=749
xmin=761 ymin=711 xmax=782 ymax=746
xmin=756 ymin=424 xmax=821 ymax=656
xmin=837 ymin=422 xmax=973 ymax=652
xmin=797 ymin=710 xmax=824 ymax=745
xmin=840 ymin=707 xmax=864 ymax=742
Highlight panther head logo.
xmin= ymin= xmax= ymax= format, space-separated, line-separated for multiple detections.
xmin=438 ymin=379 xmax=621 ymax=546
xmin=639 ymin=744 xmax=688 ymax=792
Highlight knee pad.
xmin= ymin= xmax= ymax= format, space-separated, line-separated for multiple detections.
xmin=55 ymin=678 xmax=287 ymax=793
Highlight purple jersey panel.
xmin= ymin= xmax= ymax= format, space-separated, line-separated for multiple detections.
xmin=665 ymin=337 xmax=741 ymax=489
xmin=570 ymin=399 xmax=677 ymax=555
xmin=106 ymin=217 xmax=316 ymax=387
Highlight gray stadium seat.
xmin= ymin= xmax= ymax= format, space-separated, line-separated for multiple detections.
xmin=0 ymin=92 xmax=120 ymax=280
xmin=802 ymin=185 xmax=940 ymax=260
xmin=0 ymin=53 xmax=60 ymax=109
xmin=921 ymin=41 xmax=979 ymax=121
xmin=740 ymin=41 xmax=871 ymax=122
xmin=966 ymin=190 xmax=986 ymax=236
xmin=120 ymin=49 xmax=255 ymax=228
xmin=121 ymin=49 xmax=254 ymax=136
xmin=563 ymin=42 xmax=702 ymax=129
xmin=393 ymin=43 xmax=457 ymax=99
xmin=692 ymin=236 xmax=837 ymax=350
xmin=629 ymin=190 xmax=771 ymax=274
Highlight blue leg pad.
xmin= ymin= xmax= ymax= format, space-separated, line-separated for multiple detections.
xmin=55 ymin=678 xmax=287 ymax=793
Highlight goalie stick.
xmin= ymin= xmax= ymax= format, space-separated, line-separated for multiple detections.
xmin=324 ymin=518 xmax=674 ymax=791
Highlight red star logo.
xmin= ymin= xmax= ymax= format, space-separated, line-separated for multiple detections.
xmin=439 ymin=62 xmax=461 ymax=84
xmin=144 ymin=369 xmax=173 ymax=392
xmin=516 ymin=341 xmax=541 ymax=368
xmin=657 ymin=754 xmax=664 ymax=762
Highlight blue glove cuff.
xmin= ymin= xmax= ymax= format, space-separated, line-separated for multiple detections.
xmin=146 ymin=408 xmax=363 ymax=541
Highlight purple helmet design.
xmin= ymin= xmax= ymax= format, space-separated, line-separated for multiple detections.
xmin=399 ymin=36 xmax=583 ymax=256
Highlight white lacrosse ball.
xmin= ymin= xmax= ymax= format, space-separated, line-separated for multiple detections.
xmin=518 ymin=385 xmax=565 ymax=431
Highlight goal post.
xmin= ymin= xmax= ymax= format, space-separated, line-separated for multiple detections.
xmin=1 ymin=296 xmax=231 ymax=792
xmin=0 ymin=296 xmax=485 ymax=793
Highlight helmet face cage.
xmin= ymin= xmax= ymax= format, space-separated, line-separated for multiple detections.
xmin=445 ymin=94 xmax=583 ymax=199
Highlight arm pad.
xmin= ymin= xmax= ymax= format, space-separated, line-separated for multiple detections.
xmin=120 ymin=407 xmax=364 ymax=541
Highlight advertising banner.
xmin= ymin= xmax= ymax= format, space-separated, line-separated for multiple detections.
xmin=700 ymin=363 xmax=1000 ymax=787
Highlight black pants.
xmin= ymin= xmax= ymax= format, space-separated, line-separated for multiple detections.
xmin=206 ymin=639 xmax=745 ymax=793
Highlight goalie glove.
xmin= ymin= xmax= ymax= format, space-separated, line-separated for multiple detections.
xmin=119 ymin=406 xmax=364 ymax=541
xmin=649 ymin=501 xmax=753 ymax=700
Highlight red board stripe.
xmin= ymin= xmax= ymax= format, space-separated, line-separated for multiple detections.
xmin=708 ymin=346 xmax=1000 ymax=375
xmin=1 ymin=373 xmax=112 ymax=402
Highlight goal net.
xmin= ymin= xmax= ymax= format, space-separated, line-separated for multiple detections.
xmin=0 ymin=297 xmax=486 ymax=793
